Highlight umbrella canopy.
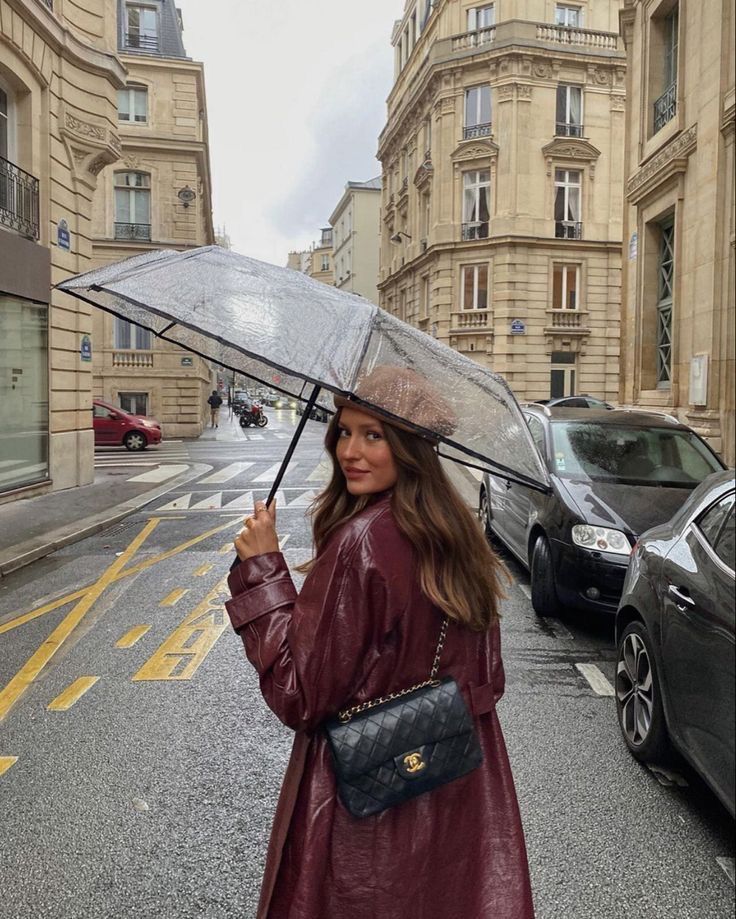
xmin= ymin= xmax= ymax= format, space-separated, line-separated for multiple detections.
xmin=57 ymin=246 xmax=549 ymax=491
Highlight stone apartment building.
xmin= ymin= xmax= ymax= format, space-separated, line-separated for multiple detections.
xmin=329 ymin=177 xmax=382 ymax=304
xmin=619 ymin=0 xmax=734 ymax=463
xmin=89 ymin=0 xmax=215 ymax=437
xmin=378 ymin=0 xmax=626 ymax=403
xmin=1 ymin=0 xmax=125 ymax=502
xmin=287 ymin=227 xmax=335 ymax=286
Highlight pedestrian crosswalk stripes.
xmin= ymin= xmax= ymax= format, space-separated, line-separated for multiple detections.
xmin=198 ymin=462 xmax=254 ymax=484
xmin=155 ymin=488 xmax=316 ymax=512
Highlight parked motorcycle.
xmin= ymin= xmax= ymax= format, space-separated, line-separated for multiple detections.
xmin=239 ymin=403 xmax=268 ymax=428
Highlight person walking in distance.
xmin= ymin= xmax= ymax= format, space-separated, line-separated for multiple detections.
xmin=225 ymin=366 xmax=535 ymax=919
xmin=207 ymin=389 xmax=223 ymax=428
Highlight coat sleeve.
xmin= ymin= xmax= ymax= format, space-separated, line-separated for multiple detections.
xmin=225 ymin=534 xmax=401 ymax=733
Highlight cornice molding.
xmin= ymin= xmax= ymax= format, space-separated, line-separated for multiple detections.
xmin=626 ymin=124 xmax=698 ymax=204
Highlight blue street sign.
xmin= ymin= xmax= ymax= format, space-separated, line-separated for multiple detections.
xmin=510 ymin=319 xmax=526 ymax=335
xmin=57 ymin=219 xmax=71 ymax=251
xmin=80 ymin=335 xmax=92 ymax=362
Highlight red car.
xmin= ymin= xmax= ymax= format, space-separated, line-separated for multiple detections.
xmin=93 ymin=399 xmax=162 ymax=451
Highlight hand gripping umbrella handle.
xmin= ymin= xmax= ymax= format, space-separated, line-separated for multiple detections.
xmin=229 ymin=384 xmax=323 ymax=573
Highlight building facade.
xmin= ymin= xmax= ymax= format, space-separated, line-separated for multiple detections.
xmin=378 ymin=0 xmax=626 ymax=404
xmin=89 ymin=0 xmax=215 ymax=438
xmin=1 ymin=0 xmax=125 ymax=502
xmin=329 ymin=177 xmax=382 ymax=304
xmin=619 ymin=0 xmax=735 ymax=463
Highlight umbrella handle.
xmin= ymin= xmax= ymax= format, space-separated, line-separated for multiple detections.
xmin=229 ymin=384 xmax=323 ymax=573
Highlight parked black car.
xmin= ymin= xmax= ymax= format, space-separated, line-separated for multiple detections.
xmin=615 ymin=471 xmax=735 ymax=817
xmin=478 ymin=407 xmax=725 ymax=617
xmin=534 ymin=394 xmax=614 ymax=409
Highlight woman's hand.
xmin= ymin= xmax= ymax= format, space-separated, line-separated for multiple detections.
xmin=234 ymin=499 xmax=279 ymax=561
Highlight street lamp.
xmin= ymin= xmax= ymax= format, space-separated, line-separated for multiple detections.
xmin=390 ymin=231 xmax=412 ymax=244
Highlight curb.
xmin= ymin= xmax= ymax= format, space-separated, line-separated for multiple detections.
xmin=0 ymin=463 xmax=212 ymax=579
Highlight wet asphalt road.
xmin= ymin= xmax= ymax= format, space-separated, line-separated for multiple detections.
xmin=0 ymin=410 xmax=733 ymax=919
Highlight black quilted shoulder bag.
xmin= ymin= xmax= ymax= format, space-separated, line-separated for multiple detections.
xmin=324 ymin=617 xmax=483 ymax=819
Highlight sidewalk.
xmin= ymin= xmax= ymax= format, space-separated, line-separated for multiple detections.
xmin=0 ymin=457 xmax=208 ymax=579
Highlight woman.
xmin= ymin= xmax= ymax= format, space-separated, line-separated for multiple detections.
xmin=226 ymin=367 xmax=535 ymax=919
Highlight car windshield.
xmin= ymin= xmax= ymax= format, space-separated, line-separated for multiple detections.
xmin=549 ymin=423 xmax=723 ymax=486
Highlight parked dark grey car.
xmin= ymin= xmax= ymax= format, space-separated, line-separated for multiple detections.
xmin=479 ymin=407 xmax=725 ymax=617
xmin=615 ymin=471 xmax=735 ymax=817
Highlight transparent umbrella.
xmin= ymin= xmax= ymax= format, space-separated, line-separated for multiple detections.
xmin=57 ymin=245 xmax=550 ymax=499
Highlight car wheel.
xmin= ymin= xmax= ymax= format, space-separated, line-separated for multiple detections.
xmin=478 ymin=490 xmax=493 ymax=541
xmin=615 ymin=621 xmax=670 ymax=763
xmin=530 ymin=535 xmax=561 ymax=617
xmin=124 ymin=431 xmax=147 ymax=451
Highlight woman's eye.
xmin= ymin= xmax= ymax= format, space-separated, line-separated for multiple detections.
xmin=366 ymin=431 xmax=382 ymax=441
xmin=337 ymin=428 xmax=349 ymax=438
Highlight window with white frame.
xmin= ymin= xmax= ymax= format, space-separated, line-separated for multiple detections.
xmin=117 ymin=84 xmax=148 ymax=124
xmin=467 ymin=4 xmax=495 ymax=30
xmin=114 ymin=317 xmax=152 ymax=350
xmin=462 ymin=170 xmax=490 ymax=240
xmin=553 ymin=264 xmax=580 ymax=309
xmin=656 ymin=219 xmax=674 ymax=387
xmin=461 ymin=264 xmax=489 ymax=310
xmin=556 ymin=85 xmax=583 ymax=137
xmin=555 ymin=4 xmax=582 ymax=27
xmin=125 ymin=4 xmax=159 ymax=50
xmin=114 ymin=171 xmax=151 ymax=240
xmin=554 ymin=169 xmax=582 ymax=239
xmin=321 ymin=254 xmax=330 ymax=272
xmin=464 ymin=85 xmax=492 ymax=139
xmin=0 ymin=86 xmax=9 ymax=160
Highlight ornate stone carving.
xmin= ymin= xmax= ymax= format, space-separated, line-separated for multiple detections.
xmin=626 ymin=125 xmax=698 ymax=204
xmin=65 ymin=112 xmax=106 ymax=142
xmin=59 ymin=105 xmax=122 ymax=189
xmin=533 ymin=61 xmax=552 ymax=80
xmin=542 ymin=137 xmax=601 ymax=179
xmin=517 ymin=84 xmax=533 ymax=101
xmin=611 ymin=95 xmax=626 ymax=112
xmin=414 ymin=160 xmax=434 ymax=190
xmin=497 ymin=83 xmax=514 ymax=101
xmin=450 ymin=138 xmax=499 ymax=166
xmin=587 ymin=64 xmax=612 ymax=86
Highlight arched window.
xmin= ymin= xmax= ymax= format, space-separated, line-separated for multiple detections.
xmin=114 ymin=171 xmax=151 ymax=240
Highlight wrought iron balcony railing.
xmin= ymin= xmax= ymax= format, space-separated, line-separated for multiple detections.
xmin=0 ymin=155 xmax=40 ymax=240
xmin=555 ymin=221 xmax=583 ymax=239
xmin=463 ymin=122 xmax=492 ymax=140
xmin=114 ymin=222 xmax=152 ymax=241
xmin=555 ymin=122 xmax=584 ymax=138
xmin=653 ymin=81 xmax=677 ymax=133
xmin=461 ymin=221 xmax=489 ymax=241
xmin=123 ymin=33 xmax=159 ymax=52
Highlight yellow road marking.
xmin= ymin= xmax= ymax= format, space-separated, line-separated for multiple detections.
xmin=193 ymin=563 xmax=213 ymax=577
xmin=0 ymin=519 xmax=160 ymax=722
xmin=0 ymin=756 xmax=18 ymax=776
xmin=116 ymin=625 xmax=152 ymax=648
xmin=219 ymin=542 xmax=234 ymax=555
xmin=160 ymin=588 xmax=189 ymax=607
xmin=47 ymin=676 xmax=100 ymax=712
xmin=133 ymin=578 xmax=229 ymax=681
xmin=0 ymin=518 xmax=241 ymax=637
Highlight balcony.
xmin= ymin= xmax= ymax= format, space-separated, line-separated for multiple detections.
xmin=451 ymin=27 xmax=496 ymax=52
xmin=555 ymin=221 xmax=582 ymax=240
xmin=544 ymin=310 xmax=589 ymax=337
xmin=453 ymin=310 xmax=490 ymax=329
xmin=653 ymin=81 xmax=677 ymax=134
xmin=461 ymin=222 xmax=489 ymax=241
xmin=112 ymin=351 xmax=154 ymax=369
xmin=114 ymin=222 xmax=151 ymax=241
xmin=0 ymin=156 xmax=40 ymax=240
xmin=123 ymin=33 xmax=159 ymax=52
xmin=463 ymin=122 xmax=492 ymax=140
xmin=555 ymin=123 xmax=584 ymax=138
xmin=535 ymin=23 xmax=618 ymax=50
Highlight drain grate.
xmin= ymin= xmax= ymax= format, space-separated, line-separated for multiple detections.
xmin=103 ymin=519 xmax=145 ymax=537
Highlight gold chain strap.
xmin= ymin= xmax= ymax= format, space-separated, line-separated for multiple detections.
xmin=338 ymin=616 xmax=449 ymax=723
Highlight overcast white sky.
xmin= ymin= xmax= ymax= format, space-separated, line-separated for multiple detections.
xmin=174 ymin=0 xmax=402 ymax=265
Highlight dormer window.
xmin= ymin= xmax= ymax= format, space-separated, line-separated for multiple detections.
xmin=118 ymin=85 xmax=148 ymax=124
xmin=125 ymin=4 xmax=159 ymax=52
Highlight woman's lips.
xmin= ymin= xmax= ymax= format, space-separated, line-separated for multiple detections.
xmin=344 ymin=468 xmax=370 ymax=479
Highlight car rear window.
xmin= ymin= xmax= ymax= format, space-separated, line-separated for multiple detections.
xmin=550 ymin=423 xmax=723 ymax=486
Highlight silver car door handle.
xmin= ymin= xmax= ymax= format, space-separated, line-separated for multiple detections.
xmin=668 ymin=585 xmax=695 ymax=608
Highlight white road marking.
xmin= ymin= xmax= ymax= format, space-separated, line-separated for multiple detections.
xmin=716 ymin=857 xmax=735 ymax=885
xmin=247 ymin=433 xmax=265 ymax=441
xmin=222 ymin=491 xmax=254 ymax=510
xmin=199 ymin=462 xmax=254 ymax=484
xmin=307 ymin=460 xmax=331 ymax=482
xmin=518 ymin=583 xmax=532 ymax=599
xmin=288 ymin=489 xmax=316 ymax=507
xmin=575 ymin=663 xmax=615 ymax=697
xmin=254 ymin=462 xmax=294 ymax=483
xmin=126 ymin=464 xmax=189 ymax=483
xmin=157 ymin=493 xmax=192 ymax=510
xmin=190 ymin=492 xmax=223 ymax=510
xmin=547 ymin=618 xmax=575 ymax=640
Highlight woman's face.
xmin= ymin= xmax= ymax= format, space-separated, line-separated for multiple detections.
xmin=335 ymin=406 xmax=399 ymax=496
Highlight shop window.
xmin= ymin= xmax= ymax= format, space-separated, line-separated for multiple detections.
xmin=0 ymin=296 xmax=49 ymax=492
xmin=119 ymin=392 xmax=149 ymax=415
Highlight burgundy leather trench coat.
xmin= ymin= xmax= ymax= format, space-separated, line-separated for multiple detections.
xmin=226 ymin=493 xmax=534 ymax=919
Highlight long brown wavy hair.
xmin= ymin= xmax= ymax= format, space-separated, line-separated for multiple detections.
xmin=300 ymin=411 xmax=508 ymax=630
